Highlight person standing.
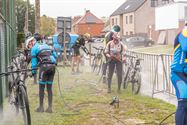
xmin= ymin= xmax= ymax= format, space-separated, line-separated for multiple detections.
xmin=102 ymin=25 xmax=121 ymax=83
xmin=170 ymin=23 xmax=187 ymax=125
xmin=71 ymin=33 xmax=90 ymax=73
xmin=105 ymin=33 xmax=126 ymax=93
xmin=26 ymin=36 xmax=57 ymax=113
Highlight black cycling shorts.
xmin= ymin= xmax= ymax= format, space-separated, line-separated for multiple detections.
xmin=39 ymin=64 xmax=56 ymax=84
xmin=72 ymin=47 xmax=80 ymax=56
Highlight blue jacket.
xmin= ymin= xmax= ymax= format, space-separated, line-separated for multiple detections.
xmin=31 ymin=43 xmax=57 ymax=74
xmin=171 ymin=32 xmax=187 ymax=73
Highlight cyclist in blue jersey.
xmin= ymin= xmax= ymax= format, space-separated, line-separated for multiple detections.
xmin=170 ymin=23 xmax=187 ymax=125
xmin=26 ymin=36 xmax=57 ymax=113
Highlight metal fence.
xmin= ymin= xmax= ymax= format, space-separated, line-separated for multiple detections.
xmin=0 ymin=0 xmax=16 ymax=110
xmin=126 ymin=50 xmax=175 ymax=98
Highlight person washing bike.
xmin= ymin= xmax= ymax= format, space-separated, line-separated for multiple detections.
xmin=102 ymin=25 xmax=121 ymax=83
xmin=71 ymin=33 xmax=90 ymax=73
xmin=104 ymin=32 xmax=127 ymax=93
xmin=26 ymin=36 xmax=57 ymax=113
xmin=170 ymin=22 xmax=187 ymax=125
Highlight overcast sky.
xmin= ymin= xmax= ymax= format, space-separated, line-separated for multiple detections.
xmin=29 ymin=0 xmax=126 ymax=18
xmin=29 ymin=0 xmax=186 ymax=18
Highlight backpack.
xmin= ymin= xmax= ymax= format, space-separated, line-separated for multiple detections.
xmin=37 ymin=49 xmax=54 ymax=65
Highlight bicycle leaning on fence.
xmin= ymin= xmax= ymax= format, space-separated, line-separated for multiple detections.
xmin=1 ymin=49 xmax=34 ymax=125
xmin=91 ymin=46 xmax=104 ymax=74
xmin=123 ymin=55 xmax=143 ymax=94
xmin=0 ymin=67 xmax=36 ymax=125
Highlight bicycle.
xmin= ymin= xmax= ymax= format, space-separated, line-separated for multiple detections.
xmin=2 ymin=49 xmax=33 ymax=125
xmin=91 ymin=46 xmax=104 ymax=74
xmin=123 ymin=55 xmax=143 ymax=94
xmin=0 ymin=67 xmax=36 ymax=125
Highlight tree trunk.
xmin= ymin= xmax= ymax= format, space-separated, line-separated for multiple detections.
xmin=35 ymin=0 xmax=40 ymax=33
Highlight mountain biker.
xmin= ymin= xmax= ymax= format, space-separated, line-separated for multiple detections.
xmin=26 ymin=36 xmax=57 ymax=113
xmin=102 ymin=25 xmax=121 ymax=83
xmin=71 ymin=33 xmax=90 ymax=73
xmin=104 ymin=32 xmax=126 ymax=93
xmin=170 ymin=22 xmax=187 ymax=125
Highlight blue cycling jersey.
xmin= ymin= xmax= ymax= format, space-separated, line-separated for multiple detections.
xmin=31 ymin=43 xmax=57 ymax=74
xmin=171 ymin=33 xmax=187 ymax=73
xmin=171 ymin=32 xmax=187 ymax=99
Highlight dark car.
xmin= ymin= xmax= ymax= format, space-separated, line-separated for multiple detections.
xmin=122 ymin=36 xmax=154 ymax=48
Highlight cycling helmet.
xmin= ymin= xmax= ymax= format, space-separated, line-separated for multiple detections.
xmin=112 ymin=25 xmax=120 ymax=33
xmin=83 ymin=33 xmax=91 ymax=41
xmin=34 ymin=33 xmax=42 ymax=41
xmin=25 ymin=37 xmax=35 ymax=49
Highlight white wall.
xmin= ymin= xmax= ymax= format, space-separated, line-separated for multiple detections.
xmin=155 ymin=3 xmax=179 ymax=30
xmin=178 ymin=2 xmax=187 ymax=20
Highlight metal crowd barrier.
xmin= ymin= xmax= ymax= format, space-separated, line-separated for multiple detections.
xmin=126 ymin=50 xmax=175 ymax=98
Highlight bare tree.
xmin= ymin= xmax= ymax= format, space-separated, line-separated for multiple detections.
xmin=35 ymin=0 xmax=40 ymax=33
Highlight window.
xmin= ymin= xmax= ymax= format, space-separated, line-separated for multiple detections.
xmin=129 ymin=15 xmax=133 ymax=24
xmin=112 ymin=18 xmax=114 ymax=25
xmin=126 ymin=16 xmax=128 ymax=24
xmin=126 ymin=32 xmax=128 ymax=36
xmin=130 ymin=31 xmax=133 ymax=35
xmin=151 ymin=0 xmax=158 ymax=7
xmin=115 ymin=18 xmax=118 ymax=25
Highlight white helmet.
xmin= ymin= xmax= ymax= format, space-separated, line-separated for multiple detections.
xmin=25 ymin=37 xmax=35 ymax=49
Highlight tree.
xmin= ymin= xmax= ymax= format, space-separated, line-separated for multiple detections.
xmin=40 ymin=15 xmax=56 ymax=36
xmin=16 ymin=0 xmax=35 ymax=33
xmin=35 ymin=0 xmax=40 ymax=33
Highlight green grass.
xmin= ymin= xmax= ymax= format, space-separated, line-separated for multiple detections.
xmin=132 ymin=45 xmax=174 ymax=54
xmin=4 ymin=66 xmax=176 ymax=125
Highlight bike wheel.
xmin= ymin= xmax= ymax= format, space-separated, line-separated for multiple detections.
xmin=18 ymin=85 xmax=31 ymax=125
xmin=132 ymin=72 xmax=141 ymax=94
xmin=97 ymin=58 xmax=103 ymax=75
xmin=9 ymin=84 xmax=19 ymax=114
xmin=91 ymin=57 xmax=97 ymax=72
xmin=123 ymin=68 xmax=130 ymax=89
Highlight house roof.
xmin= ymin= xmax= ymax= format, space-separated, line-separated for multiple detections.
xmin=110 ymin=0 xmax=146 ymax=16
xmin=75 ymin=10 xmax=104 ymax=24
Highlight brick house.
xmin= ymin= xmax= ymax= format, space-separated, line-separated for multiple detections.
xmin=110 ymin=0 xmax=174 ymax=42
xmin=73 ymin=10 xmax=104 ymax=37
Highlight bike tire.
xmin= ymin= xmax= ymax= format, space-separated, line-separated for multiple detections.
xmin=91 ymin=57 xmax=97 ymax=72
xmin=18 ymin=85 xmax=31 ymax=125
xmin=9 ymin=83 xmax=19 ymax=114
xmin=132 ymin=72 xmax=141 ymax=94
xmin=97 ymin=58 xmax=103 ymax=75
xmin=123 ymin=68 xmax=130 ymax=89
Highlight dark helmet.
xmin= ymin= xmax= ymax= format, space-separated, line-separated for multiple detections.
xmin=34 ymin=33 xmax=42 ymax=41
xmin=112 ymin=25 xmax=120 ymax=33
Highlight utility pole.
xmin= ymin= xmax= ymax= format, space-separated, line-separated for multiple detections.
xmin=35 ymin=0 xmax=40 ymax=33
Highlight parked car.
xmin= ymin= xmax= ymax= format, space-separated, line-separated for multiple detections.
xmin=94 ymin=38 xmax=104 ymax=43
xmin=122 ymin=36 xmax=154 ymax=48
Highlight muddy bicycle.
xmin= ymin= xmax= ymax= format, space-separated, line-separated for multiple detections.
xmin=91 ymin=46 xmax=104 ymax=74
xmin=123 ymin=55 xmax=143 ymax=94
xmin=0 ymin=67 xmax=36 ymax=125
